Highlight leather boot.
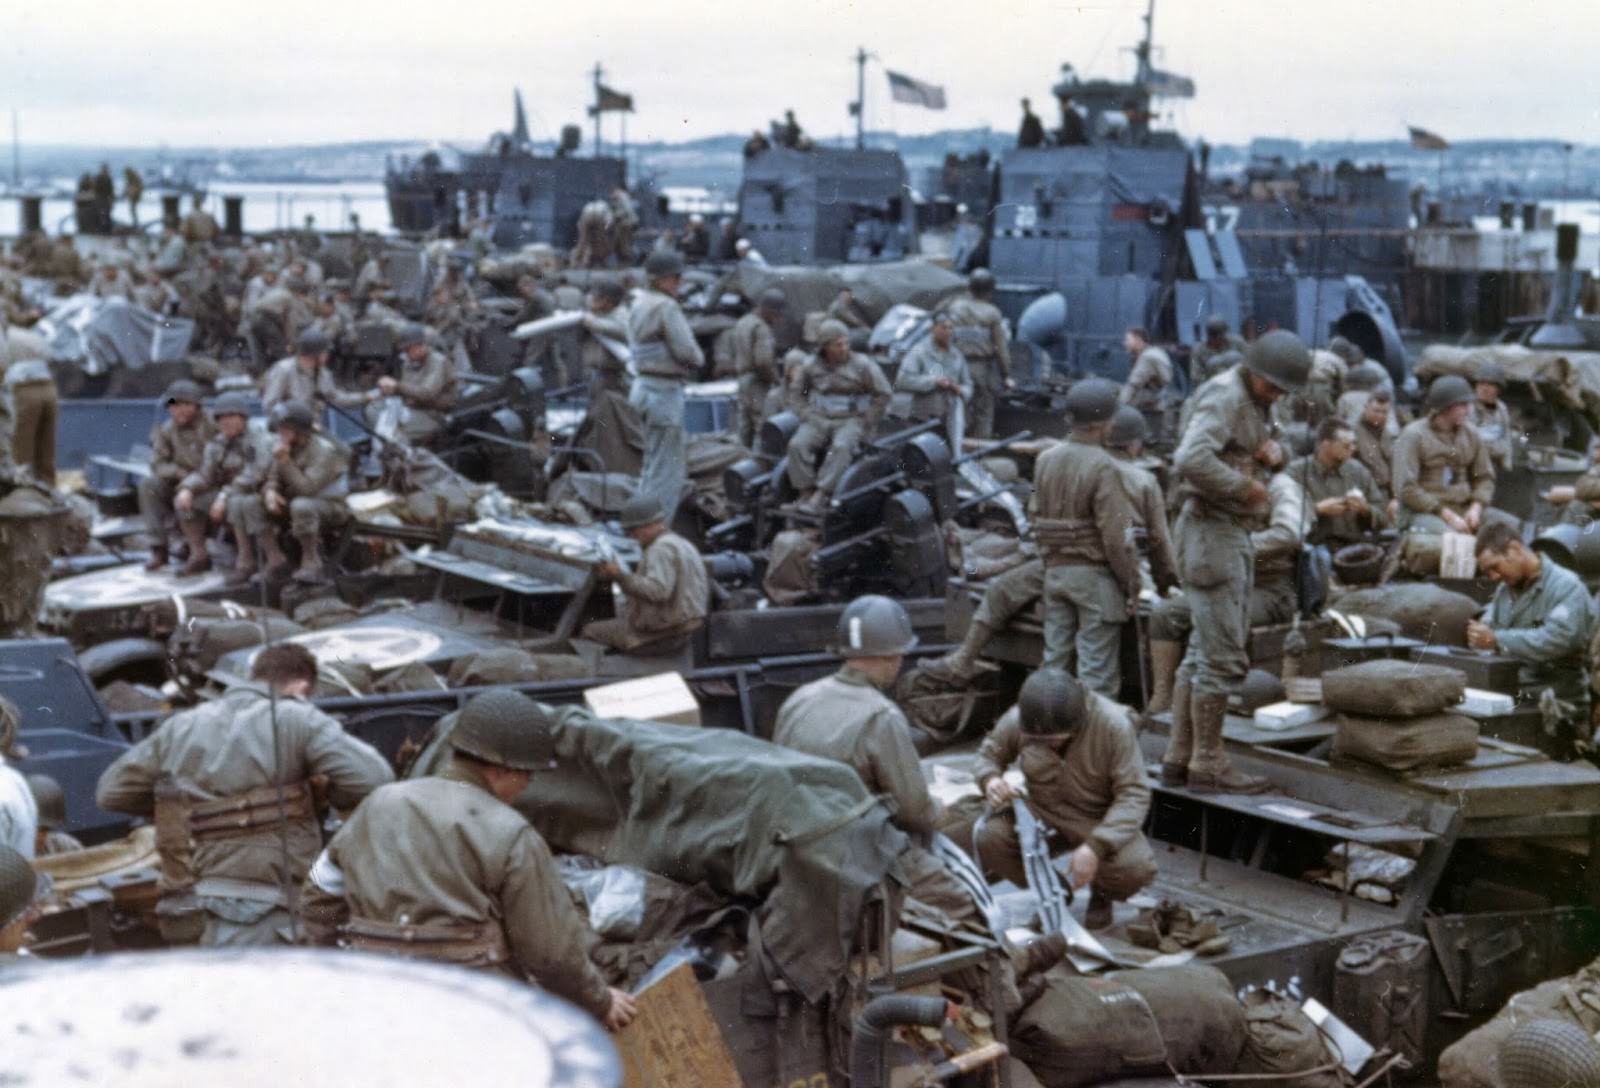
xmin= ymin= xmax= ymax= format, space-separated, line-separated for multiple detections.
xmin=225 ymin=528 xmax=257 ymax=586
xmin=178 ymin=520 xmax=211 ymax=577
xmin=293 ymin=533 xmax=325 ymax=584
xmin=1188 ymin=691 xmax=1270 ymax=794
xmin=143 ymin=540 xmax=169 ymax=572
xmin=1084 ymin=890 xmax=1114 ymax=931
xmin=928 ymin=621 xmax=996 ymax=680
xmin=257 ymin=532 xmax=292 ymax=579
xmin=1144 ymin=639 xmax=1184 ymax=716
xmin=1157 ymin=679 xmax=1193 ymax=786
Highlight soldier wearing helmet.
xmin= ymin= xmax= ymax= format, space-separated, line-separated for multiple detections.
xmin=972 ymin=668 xmax=1156 ymax=931
xmin=175 ymin=393 xmax=268 ymax=580
xmin=1393 ymin=374 xmax=1495 ymax=535
xmin=1190 ymin=317 xmax=1247 ymax=385
xmin=895 ymin=312 xmax=973 ymax=449
xmin=98 ymin=643 xmax=392 ymax=947
xmin=1030 ymin=377 xmax=1140 ymax=694
xmin=1471 ymin=359 xmax=1514 ymax=470
xmin=773 ymin=596 xmax=978 ymax=922
xmin=302 ymin=689 xmax=637 ymax=1032
xmin=785 ymin=317 xmax=893 ymax=511
xmin=729 ymin=287 xmax=786 ymax=447
xmin=139 ymin=379 xmax=216 ymax=573
xmin=226 ymin=399 xmax=352 ymax=583
xmin=373 ymin=323 xmax=458 ymax=442
xmin=1161 ymin=330 xmax=1311 ymax=794
xmin=0 ymin=844 xmax=47 ymax=961
xmin=26 ymin=774 xmax=83 ymax=856
xmin=260 ymin=324 xmax=370 ymax=416
xmin=579 ymin=277 xmax=632 ymax=397
xmin=1105 ymin=406 xmax=1177 ymax=600
xmin=1119 ymin=326 xmax=1173 ymax=413
xmin=939 ymin=268 xmax=1013 ymax=439
xmin=581 ymin=492 xmax=709 ymax=659
xmin=627 ymin=249 xmax=704 ymax=519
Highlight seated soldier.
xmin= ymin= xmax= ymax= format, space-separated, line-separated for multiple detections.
xmin=1469 ymin=520 xmax=1594 ymax=733
xmin=1350 ymin=388 xmax=1398 ymax=519
xmin=375 ymin=323 xmax=459 ymax=442
xmin=176 ymin=393 xmax=267 ymax=579
xmin=138 ymin=380 xmax=215 ymax=572
xmin=584 ymin=493 xmax=709 ymax=659
xmin=26 ymin=774 xmax=83 ymax=856
xmin=785 ymin=318 xmax=892 ymax=512
xmin=1286 ymin=416 xmax=1388 ymax=548
xmin=1471 ymin=362 xmax=1514 ymax=472
xmin=1394 ymin=375 xmax=1494 ymax=535
xmin=260 ymin=326 xmax=371 ymax=416
xmin=972 ymin=669 xmax=1155 ymax=930
xmin=226 ymin=400 xmax=351 ymax=584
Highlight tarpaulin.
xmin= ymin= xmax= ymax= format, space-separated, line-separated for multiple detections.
xmin=36 ymin=295 xmax=194 ymax=374
xmin=1416 ymin=343 xmax=1600 ymax=430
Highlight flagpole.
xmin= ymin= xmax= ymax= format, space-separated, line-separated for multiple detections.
xmin=592 ymin=62 xmax=603 ymax=158
xmin=854 ymin=47 xmax=867 ymax=150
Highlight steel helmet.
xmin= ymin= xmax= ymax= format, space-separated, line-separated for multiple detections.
xmin=296 ymin=327 xmax=332 ymax=356
xmin=835 ymin=595 xmax=917 ymax=657
xmin=968 ymin=268 xmax=996 ymax=295
xmin=1017 ymin=668 xmax=1088 ymax=738
xmin=395 ymin=323 xmax=428 ymax=350
xmin=1064 ymin=377 xmax=1120 ymax=425
xmin=758 ymin=287 xmax=787 ymax=313
xmin=163 ymin=379 xmax=205 ymax=406
xmin=0 ymin=845 xmax=40 ymax=929
xmin=1500 ymin=1019 xmax=1600 ymax=1088
xmin=450 ymin=690 xmax=558 ymax=772
xmin=1326 ymin=335 xmax=1365 ymax=366
xmin=26 ymin=774 xmax=66 ymax=831
xmin=1344 ymin=360 xmax=1388 ymax=392
xmin=816 ymin=318 xmax=850 ymax=347
xmin=1476 ymin=361 xmax=1507 ymax=388
xmin=268 ymin=399 xmax=315 ymax=435
xmin=1204 ymin=315 xmax=1230 ymax=336
xmin=212 ymin=392 xmax=253 ymax=419
xmin=1243 ymin=330 xmax=1312 ymax=394
xmin=644 ymin=251 xmax=684 ymax=279
xmin=618 ymin=492 xmax=664 ymax=530
xmin=1427 ymin=374 xmax=1475 ymax=414
xmin=1106 ymin=405 xmax=1147 ymax=449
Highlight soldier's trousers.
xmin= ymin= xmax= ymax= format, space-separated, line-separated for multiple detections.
xmin=139 ymin=474 xmax=201 ymax=537
xmin=787 ymin=416 xmax=866 ymax=496
xmin=972 ymin=559 xmax=1045 ymax=628
xmin=735 ymin=375 xmax=772 ymax=449
xmin=974 ymin=807 xmax=1157 ymax=901
xmin=229 ymin=494 xmax=348 ymax=538
xmin=10 ymin=378 xmax=57 ymax=484
xmin=201 ymin=903 xmax=291 ymax=948
xmin=1041 ymin=564 xmax=1126 ymax=697
xmin=1173 ymin=508 xmax=1253 ymax=698
xmin=629 ymin=376 xmax=687 ymax=519
xmin=1149 ymin=574 xmax=1296 ymax=645
xmin=967 ymin=361 xmax=997 ymax=440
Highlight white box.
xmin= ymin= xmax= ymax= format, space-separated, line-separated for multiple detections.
xmin=1252 ymin=701 xmax=1331 ymax=731
xmin=1458 ymin=688 xmax=1516 ymax=716
xmin=584 ymin=672 xmax=701 ymax=726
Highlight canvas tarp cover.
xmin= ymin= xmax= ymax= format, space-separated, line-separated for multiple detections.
xmin=1415 ymin=343 xmax=1600 ymax=430
xmin=722 ymin=260 xmax=967 ymax=329
xmin=38 ymin=295 xmax=195 ymax=373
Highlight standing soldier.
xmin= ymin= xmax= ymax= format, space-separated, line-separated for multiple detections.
xmin=300 ymin=689 xmax=637 ymax=1031
xmin=139 ymin=380 xmax=216 ymax=572
xmin=582 ymin=493 xmax=709 ymax=659
xmin=1119 ymin=326 xmax=1173 ymax=412
xmin=1190 ymin=317 xmax=1247 ymax=384
xmin=1030 ymin=378 xmax=1139 ymax=695
xmin=227 ymin=400 xmax=351 ymax=584
xmin=1159 ymin=330 xmax=1310 ymax=793
xmin=96 ymin=643 xmax=393 ymax=947
xmin=1393 ymin=375 xmax=1495 ymax=535
xmin=7 ymin=356 xmax=58 ymax=487
xmin=177 ymin=393 xmax=268 ymax=582
xmin=895 ymin=314 xmax=973 ymax=450
xmin=123 ymin=166 xmax=144 ymax=228
xmin=608 ymin=187 xmax=639 ymax=265
xmin=627 ymin=251 xmax=703 ymax=519
xmin=579 ymin=279 xmax=631 ymax=396
xmin=1471 ymin=361 xmax=1514 ymax=471
xmin=730 ymin=288 xmax=785 ymax=448
xmin=785 ymin=319 xmax=893 ymax=511
xmin=943 ymin=268 xmax=1013 ymax=439
xmin=1105 ymin=407 xmax=1177 ymax=599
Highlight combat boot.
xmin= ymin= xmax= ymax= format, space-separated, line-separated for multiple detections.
xmin=225 ymin=529 xmax=257 ymax=587
xmin=1157 ymin=679 xmax=1193 ymax=786
xmin=143 ymin=540 xmax=169 ymax=572
xmin=1187 ymin=691 xmax=1271 ymax=794
xmin=1084 ymin=890 xmax=1114 ymax=931
xmin=1144 ymin=639 xmax=1184 ymax=716
xmin=927 ymin=621 xmax=998 ymax=680
xmin=293 ymin=534 xmax=326 ymax=584
xmin=178 ymin=520 xmax=211 ymax=577
xmin=256 ymin=531 xmax=292 ymax=580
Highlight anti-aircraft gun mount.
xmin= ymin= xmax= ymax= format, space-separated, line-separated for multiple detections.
xmin=707 ymin=415 xmax=1031 ymax=603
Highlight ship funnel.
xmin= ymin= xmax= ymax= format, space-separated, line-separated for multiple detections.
xmin=1530 ymin=223 xmax=1585 ymax=349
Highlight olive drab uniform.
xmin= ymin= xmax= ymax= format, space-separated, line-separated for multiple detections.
xmin=301 ymin=759 xmax=614 ymax=1023
xmin=581 ymin=308 xmax=631 ymax=396
xmin=627 ymin=287 xmax=704 ymax=517
xmin=1392 ymin=417 xmax=1495 ymax=533
xmin=579 ymin=530 xmax=709 ymax=655
xmin=1030 ymin=436 xmax=1139 ymax=695
xmin=384 ymin=348 xmax=458 ymax=442
xmin=786 ymin=352 xmax=893 ymax=497
xmin=260 ymin=355 xmax=367 ymax=415
xmin=229 ymin=432 xmax=351 ymax=540
xmin=729 ymin=310 xmax=779 ymax=448
xmin=894 ymin=336 xmax=973 ymax=450
xmin=1109 ymin=450 xmax=1177 ymax=595
xmin=1353 ymin=408 xmax=1396 ymax=502
xmin=971 ymin=699 xmax=1156 ymax=899
xmin=773 ymin=667 xmax=977 ymax=922
xmin=1191 ymin=334 xmax=1248 ymax=384
xmin=1472 ymin=398 xmax=1515 ymax=471
xmin=140 ymin=411 xmax=216 ymax=541
xmin=95 ymin=683 xmax=392 ymax=946
xmin=942 ymin=295 xmax=1011 ymax=439
xmin=181 ymin=427 xmax=271 ymax=527
xmin=1170 ymin=365 xmax=1274 ymax=698
xmin=1485 ymin=559 xmax=1594 ymax=709
xmin=1285 ymin=453 xmax=1387 ymax=545
xmin=1120 ymin=346 xmax=1173 ymax=412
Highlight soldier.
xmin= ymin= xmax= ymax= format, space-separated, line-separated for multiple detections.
xmin=943 ymin=269 xmax=1013 ymax=440
xmin=96 ymin=643 xmax=393 ymax=947
xmin=377 ymin=324 xmax=458 ymax=441
xmin=826 ymin=287 xmax=870 ymax=331
xmin=139 ymin=380 xmax=216 ymax=572
xmin=579 ymin=278 xmax=631 ymax=396
xmin=1286 ymin=416 xmax=1387 ymax=547
xmin=7 ymin=356 xmax=58 ymax=486
xmin=27 ymin=775 xmax=84 ymax=856
xmin=895 ymin=313 xmax=973 ymax=449
xmin=0 ymin=845 xmax=44 ymax=963
xmin=0 ymin=699 xmax=35 ymax=859
xmin=973 ymin=669 xmax=1155 ymax=930
xmin=608 ymin=187 xmax=639 ymax=265
xmin=1158 ymin=330 xmax=1310 ymax=793
xmin=227 ymin=400 xmax=351 ymax=584
xmin=181 ymin=193 xmax=219 ymax=246
xmin=734 ymin=238 xmax=767 ymax=266
xmin=730 ymin=288 xmax=785 ymax=447
xmin=1472 ymin=361 xmax=1515 ymax=471
xmin=583 ymin=493 xmax=709 ymax=657
xmin=1470 ymin=519 xmax=1594 ymax=730
xmin=178 ymin=393 xmax=268 ymax=582
xmin=785 ymin=318 xmax=892 ymax=511
xmin=1350 ymin=389 xmax=1397 ymax=513
xmin=1393 ymin=375 xmax=1495 ymax=535
xmin=627 ymin=251 xmax=703 ymax=519
xmin=1030 ymin=377 xmax=1139 ymax=694
xmin=1190 ymin=317 xmax=1247 ymax=383
xmin=773 ymin=595 xmax=976 ymax=921
xmin=1119 ymin=326 xmax=1173 ymax=412
xmin=1105 ymin=406 xmax=1177 ymax=597
xmin=301 ymin=689 xmax=637 ymax=1031
xmin=260 ymin=327 xmax=370 ymax=416
xmin=1017 ymin=98 xmax=1046 ymax=148
xmin=123 ymin=166 xmax=144 ymax=227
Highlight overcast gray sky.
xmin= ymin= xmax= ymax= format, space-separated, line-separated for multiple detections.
xmin=7 ymin=0 xmax=1599 ymax=148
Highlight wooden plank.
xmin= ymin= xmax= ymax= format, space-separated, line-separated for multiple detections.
xmin=617 ymin=963 xmax=742 ymax=1088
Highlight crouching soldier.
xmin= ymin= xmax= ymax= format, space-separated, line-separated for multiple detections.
xmin=227 ymin=400 xmax=351 ymax=584
xmin=139 ymin=380 xmax=215 ymax=572
xmin=176 ymin=393 xmax=268 ymax=579
xmin=972 ymin=669 xmax=1155 ymax=930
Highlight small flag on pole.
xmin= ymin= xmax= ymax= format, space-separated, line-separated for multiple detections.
xmin=1144 ymin=69 xmax=1196 ymax=99
xmin=590 ymin=84 xmax=634 ymax=115
xmin=885 ymin=70 xmax=947 ymax=110
xmin=1408 ymin=126 xmax=1449 ymax=151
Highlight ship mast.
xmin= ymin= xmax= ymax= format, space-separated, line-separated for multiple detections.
xmin=1135 ymin=0 xmax=1156 ymax=87
xmin=852 ymin=47 xmax=868 ymax=149
xmin=591 ymin=63 xmax=604 ymax=158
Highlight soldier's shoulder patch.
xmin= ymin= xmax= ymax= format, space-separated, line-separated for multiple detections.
xmin=1550 ymin=605 xmax=1571 ymax=622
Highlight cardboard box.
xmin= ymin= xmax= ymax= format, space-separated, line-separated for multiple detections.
xmin=584 ymin=672 xmax=701 ymax=726
xmin=1253 ymin=701 xmax=1331 ymax=731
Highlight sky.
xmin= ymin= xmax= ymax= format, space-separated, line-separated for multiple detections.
xmin=5 ymin=0 xmax=1600 ymax=149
